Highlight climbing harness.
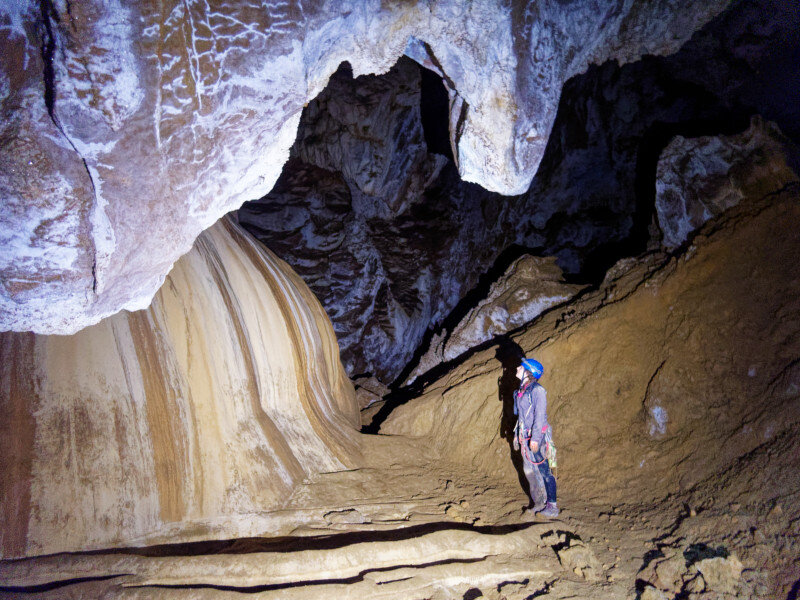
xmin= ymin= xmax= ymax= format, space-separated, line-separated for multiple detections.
xmin=517 ymin=425 xmax=551 ymax=466
xmin=514 ymin=381 xmax=557 ymax=472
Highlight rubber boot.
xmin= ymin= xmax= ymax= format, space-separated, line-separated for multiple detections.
xmin=537 ymin=502 xmax=559 ymax=518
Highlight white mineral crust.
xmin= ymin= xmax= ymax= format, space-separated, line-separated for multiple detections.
xmin=0 ymin=0 xmax=729 ymax=334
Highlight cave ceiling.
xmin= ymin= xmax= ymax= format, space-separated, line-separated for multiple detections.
xmin=0 ymin=0 xmax=729 ymax=335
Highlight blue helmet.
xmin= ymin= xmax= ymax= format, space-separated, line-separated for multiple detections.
xmin=521 ymin=358 xmax=544 ymax=379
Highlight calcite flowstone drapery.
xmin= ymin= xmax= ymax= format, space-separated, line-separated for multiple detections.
xmin=0 ymin=0 xmax=729 ymax=334
xmin=0 ymin=217 xmax=361 ymax=558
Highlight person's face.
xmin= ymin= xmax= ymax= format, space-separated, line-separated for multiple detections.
xmin=516 ymin=365 xmax=525 ymax=381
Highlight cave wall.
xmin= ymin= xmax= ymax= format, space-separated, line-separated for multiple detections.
xmin=239 ymin=0 xmax=800 ymax=384
xmin=0 ymin=217 xmax=361 ymax=558
xmin=382 ymin=184 xmax=800 ymax=503
xmin=0 ymin=0 xmax=728 ymax=335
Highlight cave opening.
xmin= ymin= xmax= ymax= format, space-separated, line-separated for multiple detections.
xmin=419 ymin=63 xmax=455 ymax=161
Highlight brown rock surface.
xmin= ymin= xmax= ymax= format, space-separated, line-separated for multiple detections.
xmin=0 ymin=217 xmax=361 ymax=558
xmin=0 ymin=0 xmax=728 ymax=335
xmin=385 ymin=186 xmax=800 ymax=502
xmin=381 ymin=184 xmax=800 ymax=598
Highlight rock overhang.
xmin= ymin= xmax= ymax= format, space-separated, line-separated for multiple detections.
xmin=0 ymin=0 xmax=730 ymax=334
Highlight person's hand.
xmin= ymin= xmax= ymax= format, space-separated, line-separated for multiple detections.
xmin=513 ymin=438 xmax=520 ymax=451
xmin=529 ymin=440 xmax=539 ymax=453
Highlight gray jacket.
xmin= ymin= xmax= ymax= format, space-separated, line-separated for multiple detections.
xmin=515 ymin=382 xmax=550 ymax=448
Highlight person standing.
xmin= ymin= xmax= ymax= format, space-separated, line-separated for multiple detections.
xmin=513 ymin=358 xmax=559 ymax=518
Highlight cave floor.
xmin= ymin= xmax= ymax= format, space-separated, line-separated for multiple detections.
xmin=2 ymin=439 xmax=797 ymax=599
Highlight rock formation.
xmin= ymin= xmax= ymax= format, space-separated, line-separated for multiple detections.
xmin=407 ymin=255 xmax=586 ymax=384
xmin=2 ymin=158 xmax=798 ymax=600
xmin=655 ymin=116 xmax=800 ymax=249
xmin=0 ymin=217 xmax=360 ymax=558
xmin=240 ymin=0 xmax=800 ymax=384
xmin=1 ymin=0 xmax=799 ymax=597
xmin=382 ymin=184 xmax=800 ymax=598
xmin=0 ymin=0 xmax=728 ymax=335
xmin=384 ymin=185 xmax=800 ymax=502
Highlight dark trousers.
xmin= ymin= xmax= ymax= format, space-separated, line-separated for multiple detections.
xmin=524 ymin=450 xmax=557 ymax=504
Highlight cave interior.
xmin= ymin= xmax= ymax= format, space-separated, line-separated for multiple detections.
xmin=1 ymin=1 xmax=800 ymax=599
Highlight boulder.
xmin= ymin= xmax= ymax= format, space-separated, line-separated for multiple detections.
xmin=655 ymin=116 xmax=800 ymax=249
xmin=695 ymin=555 xmax=743 ymax=594
xmin=556 ymin=540 xmax=603 ymax=581
xmin=408 ymin=255 xmax=585 ymax=383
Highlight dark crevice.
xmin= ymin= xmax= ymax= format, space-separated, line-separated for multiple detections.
xmin=419 ymin=41 xmax=457 ymax=92
xmin=37 ymin=0 xmax=101 ymax=296
xmin=528 ymin=578 xmax=557 ymax=598
xmin=13 ymin=522 xmax=535 ymax=560
xmin=138 ymin=557 xmax=486 ymax=593
xmin=0 ymin=574 xmax=124 ymax=594
xmin=462 ymin=587 xmax=483 ymax=600
xmin=628 ymin=110 xmax=753 ymax=255
xmin=540 ymin=529 xmax=582 ymax=554
xmin=38 ymin=0 xmax=58 ymax=122
xmin=788 ymin=578 xmax=800 ymax=600
xmin=419 ymin=64 xmax=453 ymax=160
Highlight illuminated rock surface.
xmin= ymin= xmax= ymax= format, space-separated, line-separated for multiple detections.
xmin=407 ymin=255 xmax=586 ymax=384
xmin=0 ymin=0 xmax=727 ymax=335
xmin=655 ymin=116 xmax=800 ymax=249
xmin=382 ymin=185 xmax=800 ymax=598
xmin=1 ymin=173 xmax=798 ymax=600
xmin=240 ymin=0 xmax=800 ymax=384
xmin=1 ymin=1 xmax=799 ymax=598
xmin=0 ymin=217 xmax=361 ymax=557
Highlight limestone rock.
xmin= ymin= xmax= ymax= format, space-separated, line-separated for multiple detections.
xmin=654 ymin=552 xmax=687 ymax=592
xmin=0 ymin=217 xmax=361 ymax=558
xmin=353 ymin=375 xmax=390 ymax=411
xmin=240 ymin=0 xmax=800 ymax=384
xmin=655 ymin=116 xmax=800 ymax=249
xmin=0 ymin=0 xmax=729 ymax=335
xmin=237 ymin=60 xmax=599 ymax=383
xmin=0 ymin=525 xmax=558 ymax=597
xmin=408 ymin=255 xmax=586 ymax=383
xmin=640 ymin=586 xmax=670 ymax=600
xmin=556 ymin=540 xmax=603 ymax=581
xmin=695 ymin=555 xmax=743 ymax=594
xmin=292 ymin=59 xmax=446 ymax=215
